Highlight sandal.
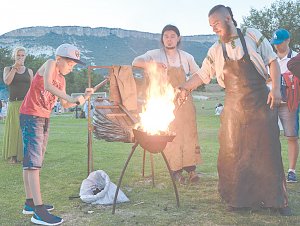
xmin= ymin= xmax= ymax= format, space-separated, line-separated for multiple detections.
xmin=173 ymin=172 xmax=186 ymax=184
xmin=188 ymin=171 xmax=200 ymax=184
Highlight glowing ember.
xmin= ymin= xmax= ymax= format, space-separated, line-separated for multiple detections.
xmin=138 ymin=63 xmax=176 ymax=135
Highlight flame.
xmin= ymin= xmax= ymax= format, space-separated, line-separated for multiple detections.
xmin=138 ymin=63 xmax=176 ymax=134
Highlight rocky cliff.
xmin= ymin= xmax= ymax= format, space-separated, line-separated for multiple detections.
xmin=0 ymin=26 xmax=216 ymax=66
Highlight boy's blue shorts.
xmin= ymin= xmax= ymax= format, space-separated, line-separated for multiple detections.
xmin=20 ymin=114 xmax=49 ymax=169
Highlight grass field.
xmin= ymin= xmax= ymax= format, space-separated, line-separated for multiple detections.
xmin=0 ymin=91 xmax=299 ymax=225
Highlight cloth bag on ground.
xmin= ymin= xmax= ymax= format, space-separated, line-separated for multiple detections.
xmin=80 ymin=170 xmax=129 ymax=205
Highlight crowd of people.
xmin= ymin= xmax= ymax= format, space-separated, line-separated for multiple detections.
xmin=1 ymin=4 xmax=300 ymax=225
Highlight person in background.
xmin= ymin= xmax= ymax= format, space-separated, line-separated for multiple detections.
xmin=19 ymin=43 xmax=93 ymax=225
xmin=178 ymin=5 xmax=291 ymax=215
xmin=2 ymin=47 xmax=33 ymax=163
xmin=54 ymin=99 xmax=62 ymax=114
xmin=1 ymin=100 xmax=8 ymax=120
xmin=0 ymin=99 xmax=6 ymax=121
xmin=83 ymin=100 xmax=94 ymax=119
xmin=271 ymin=28 xmax=299 ymax=183
xmin=132 ymin=25 xmax=201 ymax=184
xmin=215 ymin=103 xmax=224 ymax=115
xmin=0 ymin=99 xmax=2 ymax=114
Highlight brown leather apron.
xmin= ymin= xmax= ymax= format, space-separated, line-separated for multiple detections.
xmin=218 ymin=29 xmax=288 ymax=208
xmin=163 ymin=50 xmax=201 ymax=171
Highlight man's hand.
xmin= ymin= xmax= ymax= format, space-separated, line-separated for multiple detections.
xmin=267 ymin=87 xmax=281 ymax=109
xmin=175 ymin=87 xmax=189 ymax=106
xmin=75 ymin=95 xmax=85 ymax=106
xmin=156 ymin=62 xmax=167 ymax=70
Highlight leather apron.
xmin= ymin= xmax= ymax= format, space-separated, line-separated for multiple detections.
xmin=218 ymin=29 xmax=288 ymax=208
xmin=163 ymin=51 xmax=201 ymax=171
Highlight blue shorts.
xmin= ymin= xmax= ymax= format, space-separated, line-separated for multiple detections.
xmin=20 ymin=114 xmax=50 ymax=169
xmin=278 ymin=104 xmax=299 ymax=137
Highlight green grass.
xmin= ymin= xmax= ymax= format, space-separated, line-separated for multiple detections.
xmin=0 ymin=92 xmax=299 ymax=225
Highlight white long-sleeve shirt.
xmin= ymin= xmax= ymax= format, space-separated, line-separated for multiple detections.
xmin=196 ymin=28 xmax=278 ymax=88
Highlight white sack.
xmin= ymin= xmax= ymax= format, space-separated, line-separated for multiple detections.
xmin=80 ymin=170 xmax=129 ymax=205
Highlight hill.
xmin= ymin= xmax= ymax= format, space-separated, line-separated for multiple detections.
xmin=0 ymin=26 xmax=217 ymax=66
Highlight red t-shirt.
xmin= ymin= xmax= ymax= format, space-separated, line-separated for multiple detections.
xmin=20 ymin=72 xmax=65 ymax=118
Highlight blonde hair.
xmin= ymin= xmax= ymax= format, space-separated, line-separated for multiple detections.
xmin=11 ymin=46 xmax=26 ymax=60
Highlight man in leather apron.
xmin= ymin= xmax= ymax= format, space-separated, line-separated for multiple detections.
xmin=132 ymin=25 xmax=201 ymax=184
xmin=178 ymin=5 xmax=291 ymax=216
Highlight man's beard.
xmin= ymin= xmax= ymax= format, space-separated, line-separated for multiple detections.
xmin=219 ymin=22 xmax=232 ymax=43
xmin=165 ymin=46 xmax=176 ymax=50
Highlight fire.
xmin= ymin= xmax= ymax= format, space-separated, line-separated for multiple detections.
xmin=138 ymin=63 xmax=176 ymax=134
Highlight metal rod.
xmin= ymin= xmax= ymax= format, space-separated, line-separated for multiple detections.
xmin=88 ymin=65 xmax=113 ymax=70
xmin=142 ymin=149 xmax=146 ymax=177
xmin=95 ymin=105 xmax=119 ymax=109
xmin=112 ymin=142 xmax=139 ymax=214
xmin=118 ymin=104 xmax=138 ymax=124
xmin=93 ymin=78 xmax=109 ymax=92
xmin=174 ymin=91 xmax=191 ymax=114
xmin=106 ymin=113 xmax=127 ymax=117
xmin=150 ymin=153 xmax=155 ymax=187
xmin=161 ymin=152 xmax=180 ymax=207
xmin=87 ymin=67 xmax=93 ymax=175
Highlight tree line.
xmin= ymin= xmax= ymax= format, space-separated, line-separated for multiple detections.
xmin=241 ymin=0 xmax=300 ymax=50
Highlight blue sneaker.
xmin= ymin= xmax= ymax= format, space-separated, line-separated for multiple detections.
xmin=23 ymin=203 xmax=54 ymax=215
xmin=287 ymin=171 xmax=297 ymax=183
xmin=31 ymin=206 xmax=63 ymax=226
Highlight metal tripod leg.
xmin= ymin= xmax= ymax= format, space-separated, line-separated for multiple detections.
xmin=112 ymin=142 xmax=139 ymax=214
xmin=142 ymin=150 xmax=155 ymax=187
xmin=142 ymin=149 xmax=146 ymax=177
xmin=150 ymin=153 xmax=155 ymax=187
xmin=161 ymin=152 xmax=180 ymax=207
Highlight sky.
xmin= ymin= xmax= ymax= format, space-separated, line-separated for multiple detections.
xmin=1 ymin=0 xmax=277 ymax=36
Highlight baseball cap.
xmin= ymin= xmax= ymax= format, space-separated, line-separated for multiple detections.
xmin=55 ymin=43 xmax=86 ymax=65
xmin=271 ymin=29 xmax=290 ymax=45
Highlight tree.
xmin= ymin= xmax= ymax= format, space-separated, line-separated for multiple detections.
xmin=25 ymin=55 xmax=47 ymax=74
xmin=241 ymin=0 xmax=300 ymax=50
xmin=0 ymin=48 xmax=13 ymax=81
xmin=64 ymin=68 xmax=109 ymax=94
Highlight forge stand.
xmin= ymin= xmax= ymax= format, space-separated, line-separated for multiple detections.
xmin=112 ymin=142 xmax=180 ymax=214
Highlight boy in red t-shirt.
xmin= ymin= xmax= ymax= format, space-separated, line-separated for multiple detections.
xmin=20 ymin=43 xmax=93 ymax=225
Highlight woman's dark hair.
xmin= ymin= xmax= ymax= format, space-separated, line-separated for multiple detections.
xmin=208 ymin=5 xmax=237 ymax=27
xmin=161 ymin=24 xmax=181 ymax=45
